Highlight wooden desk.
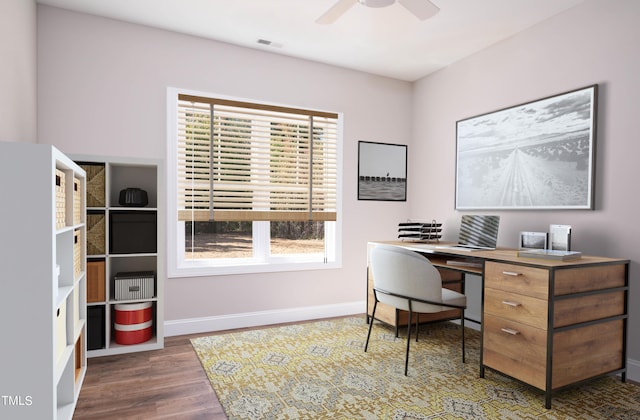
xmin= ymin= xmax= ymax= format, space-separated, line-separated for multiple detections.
xmin=367 ymin=241 xmax=630 ymax=409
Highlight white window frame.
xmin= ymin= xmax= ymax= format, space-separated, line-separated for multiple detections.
xmin=166 ymin=87 xmax=343 ymax=278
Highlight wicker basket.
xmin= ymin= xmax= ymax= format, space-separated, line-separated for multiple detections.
xmin=86 ymin=213 xmax=106 ymax=256
xmin=55 ymin=169 xmax=66 ymax=229
xmin=74 ymin=229 xmax=82 ymax=279
xmin=82 ymin=164 xmax=106 ymax=207
xmin=73 ymin=177 xmax=82 ymax=225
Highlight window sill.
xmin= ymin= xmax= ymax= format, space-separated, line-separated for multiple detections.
xmin=168 ymin=259 xmax=342 ymax=278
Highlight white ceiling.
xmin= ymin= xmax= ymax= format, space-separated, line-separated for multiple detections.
xmin=36 ymin=0 xmax=585 ymax=82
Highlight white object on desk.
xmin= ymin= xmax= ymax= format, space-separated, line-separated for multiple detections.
xmin=549 ymin=224 xmax=571 ymax=251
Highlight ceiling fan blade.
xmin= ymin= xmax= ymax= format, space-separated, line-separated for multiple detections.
xmin=398 ymin=0 xmax=440 ymax=20
xmin=316 ymin=0 xmax=358 ymax=24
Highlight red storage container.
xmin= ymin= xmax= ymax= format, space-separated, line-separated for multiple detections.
xmin=114 ymin=320 xmax=153 ymax=345
xmin=114 ymin=302 xmax=152 ymax=325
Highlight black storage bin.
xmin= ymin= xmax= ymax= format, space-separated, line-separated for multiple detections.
xmin=109 ymin=211 xmax=157 ymax=254
xmin=87 ymin=306 xmax=105 ymax=350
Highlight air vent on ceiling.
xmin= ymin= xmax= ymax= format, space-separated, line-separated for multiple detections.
xmin=256 ymin=39 xmax=283 ymax=48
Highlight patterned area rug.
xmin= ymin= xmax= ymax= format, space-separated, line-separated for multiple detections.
xmin=191 ymin=316 xmax=640 ymax=419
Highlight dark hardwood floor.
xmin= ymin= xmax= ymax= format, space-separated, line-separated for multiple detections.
xmin=74 ymin=317 xmax=348 ymax=419
xmin=73 ymin=332 xmax=227 ymax=419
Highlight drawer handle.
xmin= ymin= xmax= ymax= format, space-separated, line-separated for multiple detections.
xmin=501 ymin=328 xmax=520 ymax=335
xmin=502 ymin=300 xmax=521 ymax=307
xmin=502 ymin=271 xmax=522 ymax=277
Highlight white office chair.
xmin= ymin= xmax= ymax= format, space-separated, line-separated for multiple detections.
xmin=365 ymin=244 xmax=467 ymax=375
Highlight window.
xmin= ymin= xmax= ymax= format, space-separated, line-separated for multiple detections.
xmin=167 ymin=89 xmax=342 ymax=277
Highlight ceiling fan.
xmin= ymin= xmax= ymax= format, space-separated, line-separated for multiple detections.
xmin=316 ymin=0 xmax=440 ymax=24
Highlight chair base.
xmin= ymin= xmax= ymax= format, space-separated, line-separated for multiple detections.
xmin=365 ymin=300 xmax=465 ymax=376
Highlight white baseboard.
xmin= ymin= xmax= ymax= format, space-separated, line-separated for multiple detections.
xmin=164 ymin=301 xmax=366 ymax=337
xmin=627 ymin=357 xmax=640 ymax=383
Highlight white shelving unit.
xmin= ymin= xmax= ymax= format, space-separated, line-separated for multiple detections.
xmin=0 ymin=142 xmax=86 ymax=420
xmin=72 ymin=155 xmax=164 ymax=357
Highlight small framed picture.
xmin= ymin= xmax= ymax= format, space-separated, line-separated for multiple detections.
xmin=519 ymin=231 xmax=548 ymax=250
xmin=358 ymin=141 xmax=407 ymax=201
xmin=549 ymin=224 xmax=572 ymax=251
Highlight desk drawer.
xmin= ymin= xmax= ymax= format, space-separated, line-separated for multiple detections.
xmin=484 ymin=288 xmax=548 ymax=329
xmin=485 ymin=262 xmax=549 ymax=299
xmin=554 ymin=290 xmax=625 ymax=328
xmin=553 ymin=318 xmax=624 ymax=388
xmin=555 ymin=264 xmax=627 ymax=296
xmin=483 ymin=313 xmax=547 ymax=390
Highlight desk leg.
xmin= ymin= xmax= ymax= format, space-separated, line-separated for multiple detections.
xmin=479 ymin=271 xmax=485 ymax=378
xmin=366 ymin=266 xmax=371 ymax=324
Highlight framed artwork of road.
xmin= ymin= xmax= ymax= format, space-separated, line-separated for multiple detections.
xmin=455 ymin=84 xmax=598 ymax=210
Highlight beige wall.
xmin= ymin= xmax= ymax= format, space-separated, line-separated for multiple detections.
xmin=412 ymin=0 xmax=640 ymax=377
xmin=0 ymin=0 xmax=37 ymax=143
xmin=37 ymin=6 xmax=412 ymax=326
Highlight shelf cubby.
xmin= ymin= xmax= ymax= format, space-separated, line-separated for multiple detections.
xmin=73 ymin=155 xmax=164 ymax=358
xmin=0 ymin=142 xmax=87 ymax=419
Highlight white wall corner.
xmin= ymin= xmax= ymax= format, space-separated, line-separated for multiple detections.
xmin=164 ymin=301 xmax=366 ymax=337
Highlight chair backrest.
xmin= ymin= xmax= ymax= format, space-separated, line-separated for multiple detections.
xmin=370 ymin=244 xmax=444 ymax=313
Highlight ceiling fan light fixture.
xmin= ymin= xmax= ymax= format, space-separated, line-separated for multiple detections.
xmin=317 ymin=0 xmax=438 ymax=24
xmin=358 ymin=0 xmax=395 ymax=8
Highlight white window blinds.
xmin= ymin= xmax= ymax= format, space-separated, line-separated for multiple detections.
xmin=177 ymin=94 xmax=338 ymax=222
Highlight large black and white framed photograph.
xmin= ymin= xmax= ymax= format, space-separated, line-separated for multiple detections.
xmin=455 ymin=84 xmax=598 ymax=210
xmin=358 ymin=141 xmax=407 ymax=201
